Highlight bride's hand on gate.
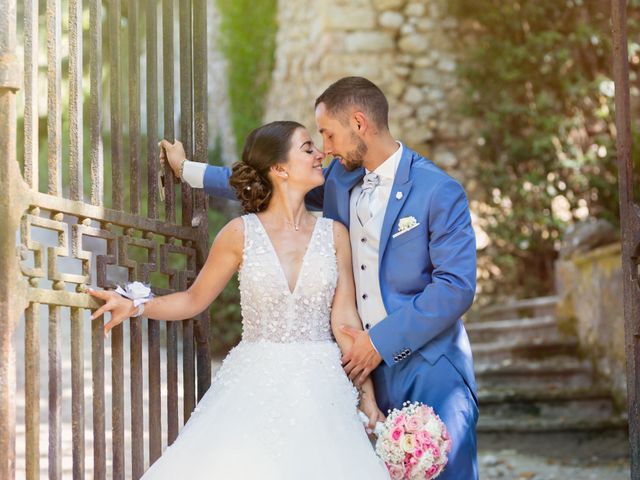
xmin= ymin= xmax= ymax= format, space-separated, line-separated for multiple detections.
xmin=87 ymin=288 xmax=138 ymax=338
xmin=359 ymin=390 xmax=385 ymax=432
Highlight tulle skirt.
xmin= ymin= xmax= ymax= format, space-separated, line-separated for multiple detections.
xmin=142 ymin=340 xmax=390 ymax=479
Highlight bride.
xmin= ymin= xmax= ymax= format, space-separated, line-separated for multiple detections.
xmin=87 ymin=120 xmax=391 ymax=479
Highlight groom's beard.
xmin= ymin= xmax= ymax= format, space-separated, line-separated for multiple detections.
xmin=341 ymin=134 xmax=367 ymax=172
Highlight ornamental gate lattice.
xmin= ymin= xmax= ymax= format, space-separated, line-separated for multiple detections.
xmin=0 ymin=0 xmax=212 ymax=478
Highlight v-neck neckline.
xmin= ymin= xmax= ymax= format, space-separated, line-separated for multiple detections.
xmin=252 ymin=213 xmax=319 ymax=296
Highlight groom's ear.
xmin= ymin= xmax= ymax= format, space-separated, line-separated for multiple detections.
xmin=352 ymin=111 xmax=368 ymax=134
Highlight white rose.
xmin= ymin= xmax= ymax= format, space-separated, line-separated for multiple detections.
xmin=127 ymin=281 xmax=151 ymax=298
xmin=115 ymin=281 xmax=153 ymax=307
xmin=422 ymin=449 xmax=435 ymax=465
xmin=400 ymin=433 xmax=416 ymax=453
xmin=425 ymin=417 xmax=441 ymax=438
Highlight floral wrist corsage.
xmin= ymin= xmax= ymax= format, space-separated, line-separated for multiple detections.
xmin=115 ymin=281 xmax=154 ymax=317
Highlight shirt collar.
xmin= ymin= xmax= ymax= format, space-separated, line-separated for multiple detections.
xmin=365 ymin=141 xmax=403 ymax=182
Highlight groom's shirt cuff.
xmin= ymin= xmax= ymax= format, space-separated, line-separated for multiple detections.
xmin=182 ymin=160 xmax=207 ymax=188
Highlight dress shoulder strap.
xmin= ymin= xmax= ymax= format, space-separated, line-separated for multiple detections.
xmin=315 ymin=216 xmax=336 ymax=254
xmin=240 ymin=214 xmax=261 ymax=263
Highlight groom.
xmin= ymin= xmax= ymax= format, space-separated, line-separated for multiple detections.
xmin=162 ymin=76 xmax=478 ymax=479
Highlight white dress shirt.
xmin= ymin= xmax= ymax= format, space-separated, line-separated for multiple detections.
xmin=182 ymin=160 xmax=208 ymax=188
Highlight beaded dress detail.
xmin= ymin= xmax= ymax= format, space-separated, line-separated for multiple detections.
xmin=142 ymin=214 xmax=389 ymax=480
xmin=239 ymin=213 xmax=336 ymax=343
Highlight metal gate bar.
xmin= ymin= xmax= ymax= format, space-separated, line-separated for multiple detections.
xmin=162 ymin=0 xmax=181 ymax=451
xmin=0 ymin=0 xmax=19 ymax=478
xmin=611 ymin=0 xmax=640 ymax=478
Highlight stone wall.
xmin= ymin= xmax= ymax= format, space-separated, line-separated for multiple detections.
xmin=555 ymin=243 xmax=627 ymax=407
xmin=264 ymin=0 xmax=477 ymax=184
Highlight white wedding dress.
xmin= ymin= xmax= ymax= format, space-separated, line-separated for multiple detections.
xmin=142 ymin=214 xmax=390 ymax=479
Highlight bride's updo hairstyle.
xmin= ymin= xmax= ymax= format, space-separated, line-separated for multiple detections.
xmin=229 ymin=120 xmax=304 ymax=213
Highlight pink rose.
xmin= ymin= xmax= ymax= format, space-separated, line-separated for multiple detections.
xmin=403 ymin=460 xmax=414 ymax=478
xmin=420 ymin=405 xmax=434 ymax=420
xmin=391 ymin=427 xmax=404 ymax=442
xmin=414 ymin=448 xmax=424 ymax=458
xmin=444 ymin=439 xmax=452 ymax=454
xmin=415 ymin=430 xmax=432 ymax=447
xmin=425 ymin=464 xmax=439 ymax=479
xmin=431 ymin=445 xmax=441 ymax=459
xmin=387 ymin=464 xmax=404 ymax=480
xmin=405 ymin=415 xmax=422 ymax=432
xmin=394 ymin=414 xmax=407 ymax=427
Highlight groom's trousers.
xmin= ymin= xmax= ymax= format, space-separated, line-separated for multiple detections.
xmin=372 ymin=351 xmax=479 ymax=480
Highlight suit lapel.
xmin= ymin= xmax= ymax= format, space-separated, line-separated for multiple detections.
xmin=379 ymin=148 xmax=415 ymax=262
xmin=336 ymin=167 xmax=365 ymax=228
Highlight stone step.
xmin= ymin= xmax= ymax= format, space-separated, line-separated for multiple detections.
xmin=478 ymin=428 xmax=629 ymax=461
xmin=471 ymin=295 xmax=559 ymax=322
xmin=477 ymin=386 xmax=617 ymax=422
xmin=479 ymin=394 xmax=616 ymax=423
xmin=466 ymin=315 xmax=560 ymax=343
xmin=478 ymin=385 xmax=613 ymax=404
xmin=472 ymin=337 xmax=579 ymax=363
xmin=474 ymin=357 xmax=593 ymax=390
xmin=477 ymin=414 xmax=629 ymax=434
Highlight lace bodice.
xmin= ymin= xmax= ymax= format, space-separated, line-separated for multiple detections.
xmin=238 ymin=214 xmax=338 ymax=343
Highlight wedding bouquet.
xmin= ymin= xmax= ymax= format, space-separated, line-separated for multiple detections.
xmin=362 ymin=402 xmax=451 ymax=480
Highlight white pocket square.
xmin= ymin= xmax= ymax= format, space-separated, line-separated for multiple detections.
xmin=392 ymin=222 xmax=421 ymax=238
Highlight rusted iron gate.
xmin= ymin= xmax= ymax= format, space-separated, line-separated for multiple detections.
xmin=611 ymin=0 xmax=640 ymax=478
xmin=0 ymin=0 xmax=211 ymax=478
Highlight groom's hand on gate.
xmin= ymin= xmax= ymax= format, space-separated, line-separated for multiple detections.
xmin=158 ymin=139 xmax=186 ymax=179
xmin=340 ymin=326 xmax=382 ymax=387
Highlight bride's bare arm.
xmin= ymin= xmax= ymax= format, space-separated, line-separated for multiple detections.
xmin=330 ymin=221 xmax=363 ymax=354
xmin=88 ymin=217 xmax=244 ymax=336
xmin=330 ymin=221 xmax=384 ymax=427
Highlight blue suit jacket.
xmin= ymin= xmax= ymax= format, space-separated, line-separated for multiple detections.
xmin=203 ymin=146 xmax=477 ymax=397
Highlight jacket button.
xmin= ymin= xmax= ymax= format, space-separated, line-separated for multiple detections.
xmin=362 ymin=293 xmax=368 ymax=300
xmin=361 ymin=264 xmax=366 ymax=270
xmin=365 ymin=323 xmax=371 ymax=330
xmin=361 ymin=237 xmax=367 ymax=243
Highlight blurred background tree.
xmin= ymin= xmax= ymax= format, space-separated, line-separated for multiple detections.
xmin=216 ymin=0 xmax=278 ymax=156
xmin=446 ymin=0 xmax=640 ymax=299
xmin=209 ymin=0 xmax=278 ymax=353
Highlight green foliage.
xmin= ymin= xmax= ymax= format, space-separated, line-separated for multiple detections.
xmin=446 ymin=0 xmax=640 ymax=298
xmin=216 ymin=0 xmax=278 ymax=153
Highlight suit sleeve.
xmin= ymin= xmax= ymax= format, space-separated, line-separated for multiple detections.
xmin=305 ymin=185 xmax=324 ymax=212
xmin=368 ymin=179 xmax=477 ymax=367
xmin=202 ymin=165 xmax=238 ymax=201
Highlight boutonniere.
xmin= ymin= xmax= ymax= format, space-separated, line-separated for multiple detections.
xmin=393 ymin=216 xmax=420 ymax=238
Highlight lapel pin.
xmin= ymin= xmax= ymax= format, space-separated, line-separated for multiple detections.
xmin=395 ymin=191 xmax=403 ymax=200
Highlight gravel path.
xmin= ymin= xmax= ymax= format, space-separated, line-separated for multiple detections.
xmin=479 ymin=450 xmax=630 ymax=479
